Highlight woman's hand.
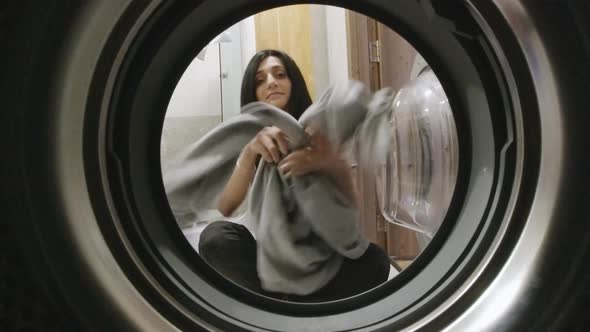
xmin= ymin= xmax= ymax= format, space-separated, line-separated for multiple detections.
xmin=278 ymin=127 xmax=358 ymax=206
xmin=278 ymin=127 xmax=341 ymax=177
xmin=242 ymin=126 xmax=290 ymax=167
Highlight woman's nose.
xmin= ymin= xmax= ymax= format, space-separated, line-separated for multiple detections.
xmin=266 ymin=74 xmax=278 ymax=88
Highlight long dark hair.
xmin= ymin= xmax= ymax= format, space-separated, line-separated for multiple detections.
xmin=240 ymin=49 xmax=312 ymax=119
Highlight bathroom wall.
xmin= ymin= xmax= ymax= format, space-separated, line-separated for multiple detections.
xmin=161 ymin=41 xmax=221 ymax=174
xmin=161 ymin=23 xmax=244 ymax=174
xmin=311 ymin=5 xmax=350 ymax=97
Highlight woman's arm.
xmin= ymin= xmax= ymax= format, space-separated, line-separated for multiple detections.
xmin=216 ymin=149 xmax=257 ymax=217
xmin=216 ymin=126 xmax=290 ymax=216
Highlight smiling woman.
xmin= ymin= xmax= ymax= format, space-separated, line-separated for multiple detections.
xmin=243 ymin=49 xmax=311 ymax=119
xmin=254 ymin=56 xmax=292 ymax=109
xmin=213 ymin=49 xmax=312 ymax=219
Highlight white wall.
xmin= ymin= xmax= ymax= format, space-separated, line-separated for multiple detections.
xmin=240 ymin=16 xmax=257 ymax=74
xmin=310 ymin=5 xmax=350 ymax=97
xmin=165 ymin=21 xmax=248 ymax=120
xmin=162 ymin=23 xmax=248 ymax=174
xmin=310 ymin=6 xmax=330 ymax=98
xmin=219 ymin=22 xmax=247 ymax=120
xmin=165 ymin=46 xmax=222 ymax=118
xmin=325 ymin=6 xmax=350 ymax=85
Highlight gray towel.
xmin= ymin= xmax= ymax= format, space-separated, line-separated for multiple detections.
xmin=164 ymin=80 xmax=395 ymax=295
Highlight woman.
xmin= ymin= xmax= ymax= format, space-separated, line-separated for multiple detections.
xmin=199 ymin=49 xmax=390 ymax=301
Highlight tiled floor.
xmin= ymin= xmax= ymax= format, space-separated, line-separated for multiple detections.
xmin=387 ymin=264 xmax=400 ymax=280
xmin=182 ymin=222 xmax=209 ymax=253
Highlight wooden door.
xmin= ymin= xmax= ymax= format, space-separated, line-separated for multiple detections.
xmin=345 ymin=11 xmax=386 ymax=249
xmin=346 ymin=11 xmax=421 ymax=261
xmin=254 ymin=5 xmax=316 ymax=98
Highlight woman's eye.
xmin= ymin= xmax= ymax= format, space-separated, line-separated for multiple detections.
xmin=276 ymin=72 xmax=286 ymax=78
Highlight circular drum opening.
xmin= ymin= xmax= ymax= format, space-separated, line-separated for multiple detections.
xmin=72 ymin=0 xmax=574 ymax=330
xmin=160 ymin=5 xmax=460 ymax=302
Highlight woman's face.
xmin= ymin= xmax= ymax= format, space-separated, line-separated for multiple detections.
xmin=255 ymin=56 xmax=292 ymax=111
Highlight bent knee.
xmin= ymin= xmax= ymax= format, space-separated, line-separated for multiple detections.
xmin=198 ymin=221 xmax=254 ymax=254
xmin=365 ymin=243 xmax=391 ymax=281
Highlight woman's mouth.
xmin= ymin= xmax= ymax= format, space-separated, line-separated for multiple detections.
xmin=267 ymin=92 xmax=284 ymax=99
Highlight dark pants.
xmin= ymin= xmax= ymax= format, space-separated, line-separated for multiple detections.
xmin=198 ymin=220 xmax=390 ymax=302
